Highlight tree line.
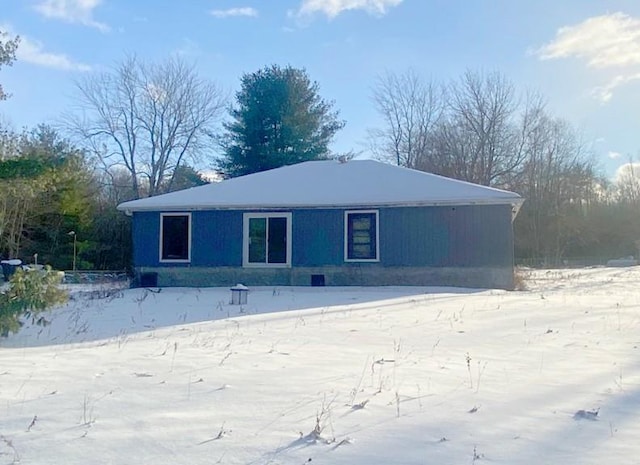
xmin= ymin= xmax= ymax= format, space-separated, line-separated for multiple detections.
xmin=369 ymin=69 xmax=639 ymax=264
xmin=1 ymin=29 xmax=639 ymax=270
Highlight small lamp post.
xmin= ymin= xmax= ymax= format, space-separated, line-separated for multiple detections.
xmin=68 ymin=231 xmax=77 ymax=271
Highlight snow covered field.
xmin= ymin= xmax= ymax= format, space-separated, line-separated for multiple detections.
xmin=1 ymin=267 xmax=639 ymax=465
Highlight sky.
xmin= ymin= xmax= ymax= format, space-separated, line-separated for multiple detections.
xmin=2 ymin=0 xmax=640 ymax=178
xmin=1 ymin=267 xmax=640 ymax=464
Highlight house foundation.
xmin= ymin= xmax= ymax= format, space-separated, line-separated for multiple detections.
xmin=134 ymin=265 xmax=515 ymax=290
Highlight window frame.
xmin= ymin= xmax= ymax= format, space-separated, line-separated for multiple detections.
xmin=344 ymin=210 xmax=380 ymax=263
xmin=159 ymin=212 xmax=192 ymax=263
xmin=242 ymin=212 xmax=292 ymax=268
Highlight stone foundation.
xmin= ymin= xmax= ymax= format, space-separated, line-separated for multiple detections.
xmin=134 ymin=265 xmax=515 ymax=290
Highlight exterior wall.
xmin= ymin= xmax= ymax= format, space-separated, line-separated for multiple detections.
xmin=133 ymin=210 xmax=243 ymax=267
xmin=131 ymin=204 xmax=516 ymax=289
xmin=289 ymin=205 xmax=514 ymax=268
xmin=292 ymin=209 xmax=344 ymax=266
xmin=381 ymin=205 xmax=514 ymax=267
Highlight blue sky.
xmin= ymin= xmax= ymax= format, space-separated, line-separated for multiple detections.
xmin=2 ymin=0 xmax=640 ymax=178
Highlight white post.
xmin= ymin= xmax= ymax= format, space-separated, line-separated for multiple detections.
xmin=68 ymin=231 xmax=77 ymax=271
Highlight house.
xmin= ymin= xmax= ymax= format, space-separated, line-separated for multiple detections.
xmin=117 ymin=160 xmax=524 ymax=289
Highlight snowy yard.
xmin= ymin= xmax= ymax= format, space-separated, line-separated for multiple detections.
xmin=1 ymin=267 xmax=639 ymax=465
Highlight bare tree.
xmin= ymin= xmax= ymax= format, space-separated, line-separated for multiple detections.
xmin=368 ymin=69 xmax=443 ymax=168
xmin=514 ymin=110 xmax=597 ymax=263
xmin=429 ymin=70 xmax=527 ymax=186
xmin=0 ymin=120 xmax=19 ymax=160
xmin=66 ymin=55 xmax=226 ymax=198
xmin=614 ymin=159 xmax=640 ymax=205
xmin=368 ymin=67 xmax=604 ymax=263
xmin=369 ymin=69 xmax=541 ymax=186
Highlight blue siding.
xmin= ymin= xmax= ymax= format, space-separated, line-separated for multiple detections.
xmin=132 ymin=204 xmax=514 ymax=269
xmin=133 ymin=210 xmax=243 ymax=267
xmin=132 ymin=212 xmax=159 ymax=266
xmin=192 ymin=211 xmax=242 ymax=266
xmin=380 ymin=205 xmax=513 ymax=267
xmin=292 ymin=210 xmax=344 ymax=266
xmin=379 ymin=208 xmax=450 ymax=266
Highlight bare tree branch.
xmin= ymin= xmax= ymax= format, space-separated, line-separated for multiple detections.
xmin=63 ymin=55 xmax=227 ymax=198
xmin=368 ymin=69 xmax=444 ymax=169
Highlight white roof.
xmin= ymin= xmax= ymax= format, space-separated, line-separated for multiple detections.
xmin=117 ymin=160 xmax=523 ymax=212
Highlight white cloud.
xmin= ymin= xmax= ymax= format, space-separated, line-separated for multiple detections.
xmin=591 ymin=72 xmax=640 ymax=103
xmin=608 ymin=151 xmax=623 ymax=160
xmin=210 ymin=7 xmax=258 ymax=19
xmin=296 ymin=0 xmax=403 ymax=19
xmin=615 ymin=162 xmax=640 ymax=182
xmin=34 ymin=0 xmax=109 ymax=32
xmin=0 ymin=24 xmax=92 ymax=71
xmin=537 ymin=13 xmax=640 ymax=102
xmin=19 ymin=36 xmax=92 ymax=71
xmin=538 ymin=13 xmax=640 ymax=68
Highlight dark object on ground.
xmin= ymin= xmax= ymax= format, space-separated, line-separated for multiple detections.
xmin=1 ymin=259 xmax=22 ymax=282
xmin=573 ymin=408 xmax=599 ymax=420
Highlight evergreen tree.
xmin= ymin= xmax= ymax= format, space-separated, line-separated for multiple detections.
xmin=0 ymin=125 xmax=95 ymax=268
xmin=218 ymin=64 xmax=345 ymax=178
xmin=163 ymin=164 xmax=209 ymax=193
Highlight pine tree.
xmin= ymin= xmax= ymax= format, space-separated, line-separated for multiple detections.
xmin=218 ymin=64 xmax=345 ymax=178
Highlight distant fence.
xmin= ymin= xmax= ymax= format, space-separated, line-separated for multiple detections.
xmin=62 ymin=270 xmax=130 ymax=284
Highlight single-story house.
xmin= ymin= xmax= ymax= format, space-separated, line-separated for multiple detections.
xmin=117 ymin=159 xmax=524 ymax=289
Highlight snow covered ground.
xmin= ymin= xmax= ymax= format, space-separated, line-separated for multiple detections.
xmin=1 ymin=267 xmax=639 ymax=465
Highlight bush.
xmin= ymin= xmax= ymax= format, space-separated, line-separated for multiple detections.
xmin=0 ymin=266 xmax=68 ymax=336
xmin=513 ymin=267 xmax=529 ymax=291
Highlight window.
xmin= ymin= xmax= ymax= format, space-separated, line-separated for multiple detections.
xmin=160 ymin=213 xmax=191 ymax=262
xmin=345 ymin=210 xmax=379 ymax=262
xmin=243 ymin=213 xmax=292 ymax=267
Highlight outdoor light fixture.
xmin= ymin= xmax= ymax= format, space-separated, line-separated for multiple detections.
xmin=68 ymin=231 xmax=77 ymax=271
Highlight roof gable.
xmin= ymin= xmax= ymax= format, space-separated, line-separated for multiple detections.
xmin=117 ymin=160 xmax=523 ymax=212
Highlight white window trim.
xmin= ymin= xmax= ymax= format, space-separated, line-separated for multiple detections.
xmin=159 ymin=212 xmax=192 ymax=263
xmin=242 ymin=212 xmax=292 ymax=268
xmin=344 ymin=210 xmax=380 ymax=263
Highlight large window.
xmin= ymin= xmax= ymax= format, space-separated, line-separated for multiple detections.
xmin=160 ymin=213 xmax=191 ymax=262
xmin=243 ymin=213 xmax=292 ymax=267
xmin=345 ymin=210 xmax=379 ymax=262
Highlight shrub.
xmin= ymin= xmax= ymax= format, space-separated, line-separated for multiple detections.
xmin=513 ymin=267 xmax=529 ymax=291
xmin=0 ymin=266 xmax=68 ymax=336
